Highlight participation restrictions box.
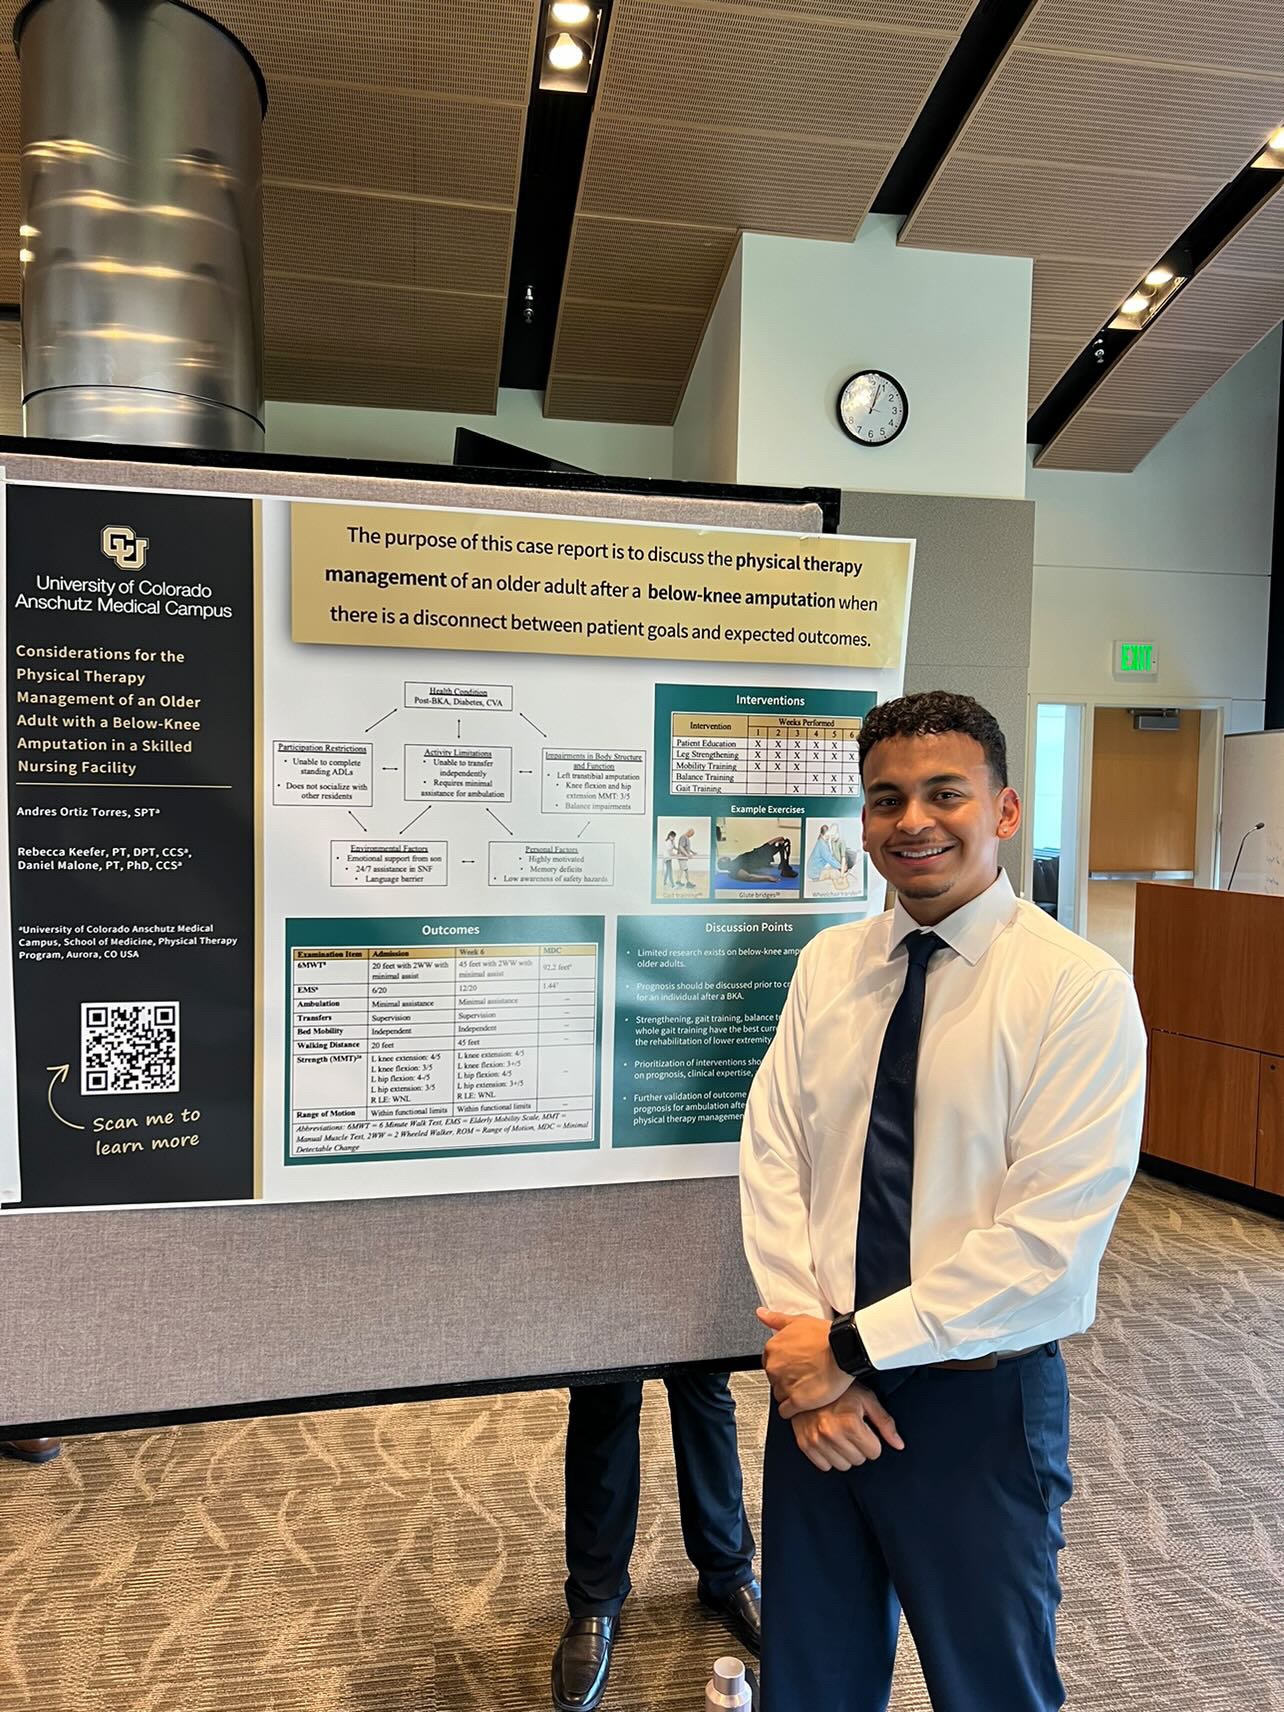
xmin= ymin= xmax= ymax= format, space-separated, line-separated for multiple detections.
xmin=274 ymin=741 xmax=373 ymax=806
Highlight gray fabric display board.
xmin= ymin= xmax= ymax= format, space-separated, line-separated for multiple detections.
xmin=0 ymin=454 xmax=1033 ymax=1433
xmin=0 ymin=450 xmax=819 ymax=1431
xmin=840 ymin=489 xmax=1036 ymax=889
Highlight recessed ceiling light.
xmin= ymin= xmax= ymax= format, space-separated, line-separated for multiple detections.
xmin=1269 ymin=128 xmax=1284 ymax=151
xmin=551 ymin=0 xmax=592 ymax=23
xmin=547 ymin=30 xmax=585 ymax=69
xmin=1144 ymin=267 xmax=1174 ymax=287
xmin=18 ymin=247 xmax=33 ymax=264
xmin=1121 ymin=293 xmax=1151 ymax=316
xmin=18 ymin=223 xmax=37 ymax=238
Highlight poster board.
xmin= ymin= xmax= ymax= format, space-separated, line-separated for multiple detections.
xmin=2 ymin=462 xmax=911 ymax=1231
xmin=0 ymin=452 xmax=918 ymax=1429
xmin=0 ymin=452 xmax=917 ymax=1431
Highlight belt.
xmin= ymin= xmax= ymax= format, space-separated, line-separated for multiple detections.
xmin=929 ymin=1343 xmax=1047 ymax=1372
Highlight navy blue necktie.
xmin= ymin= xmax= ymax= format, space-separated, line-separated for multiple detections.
xmin=854 ymin=930 xmax=945 ymax=1311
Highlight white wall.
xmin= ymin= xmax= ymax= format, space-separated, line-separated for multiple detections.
xmin=1026 ymin=325 xmax=1279 ymax=732
xmin=672 ymin=242 xmax=742 ymax=484
xmin=732 ymin=216 xmax=1032 ymax=500
xmin=267 ymin=216 xmax=1036 ymax=500
xmin=266 ymin=387 xmax=674 ymax=481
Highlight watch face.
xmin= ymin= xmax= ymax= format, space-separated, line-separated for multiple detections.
xmin=838 ymin=370 xmax=908 ymax=446
xmin=828 ymin=1314 xmax=869 ymax=1376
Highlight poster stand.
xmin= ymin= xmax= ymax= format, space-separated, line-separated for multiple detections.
xmin=0 ymin=441 xmax=909 ymax=1434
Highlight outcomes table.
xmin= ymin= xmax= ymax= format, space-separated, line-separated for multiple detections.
xmin=288 ymin=939 xmax=599 ymax=1162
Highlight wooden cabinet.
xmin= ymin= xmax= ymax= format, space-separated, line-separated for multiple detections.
xmin=1146 ymin=1032 xmax=1259 ymax=1185
xmin=1135 ymin=885 xmax=1284 ymax=1199
xmin=1134 ymin=883 xmax=1284 ymax=1057
xmin=1258 ymin=1058 xmax=1284 ymax=1198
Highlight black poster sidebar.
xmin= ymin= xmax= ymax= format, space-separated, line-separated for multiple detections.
xmin=4 ymin=485 xmax=257 ymax=1209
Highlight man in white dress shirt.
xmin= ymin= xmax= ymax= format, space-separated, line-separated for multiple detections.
xmin=740 ymin=691 xmax=1146 ymax=1712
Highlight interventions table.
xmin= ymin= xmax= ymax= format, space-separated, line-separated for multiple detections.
xmin=669 ymin=711 xmax=862 ymax=798
xmin=288 ymin=940 xmax=599 ymax=1161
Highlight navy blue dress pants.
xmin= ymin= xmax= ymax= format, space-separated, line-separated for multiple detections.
xmin=761 ymin=1345 xmax=1072 ymax=1712
xmin=565 ymin=1373 xmax=756 ymax=1618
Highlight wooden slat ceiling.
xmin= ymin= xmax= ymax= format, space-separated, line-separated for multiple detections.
xmin=2 ymin=0 xmax=1279 ymax=459
xmin=1036 ymin=186 xmax=1284 ymax=469
xmin=0 ymin=50 xmax=17 ymax=307
xmin=544 ymin=0 xmax=978 ymax=425
xmin=0 ymin=1 xmax=538 ymax=415
xmin=0 ymin=321 xmax=19 ymax=434
xmin=0 ymin=26 xmax=18 ymax=429
xmin=900 ymin=0 xmax=1284 ymax=466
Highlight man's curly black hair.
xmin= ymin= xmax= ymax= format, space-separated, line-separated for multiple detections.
xmin=858 ymin=691 xmax=1008 ymax=789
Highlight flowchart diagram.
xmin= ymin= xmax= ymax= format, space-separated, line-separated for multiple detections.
xmin=271 ymin=676 xmax=647 ymax=895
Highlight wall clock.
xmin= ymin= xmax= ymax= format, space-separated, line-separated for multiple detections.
xmin=837 ymin=370 xmax=908 ymax=446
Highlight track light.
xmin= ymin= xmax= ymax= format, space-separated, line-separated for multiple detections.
xmin=548 ymin=31 xmax=585 ymax=69
xmin=1109 ymin=246 xmax=1189 ymax=331
xmin=539 ymin=0 xmax=601 ymax=92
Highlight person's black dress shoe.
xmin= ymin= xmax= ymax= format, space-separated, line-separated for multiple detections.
xmin=698 ymin=1578 xmax=762 ymax=1656
xmin=1 ymin=1439 xmax=62 ymax=1464
xmin=551 ymin=1614 xmax=618 ymax=1712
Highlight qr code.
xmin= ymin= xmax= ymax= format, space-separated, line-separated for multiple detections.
xmin=81 ymin=1002 xmax=180 ymax=1096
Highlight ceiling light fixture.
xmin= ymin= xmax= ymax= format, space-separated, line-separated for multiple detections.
xmin=1251 ymin=124 xmax=1284 ymax=168
xmin=539 ymin=0 xmax=601 ymax=92
xmin=1108 ymin=246 xmax=1190 ymax=331
xmin=547 ymin=30 xmax=585 ymax=69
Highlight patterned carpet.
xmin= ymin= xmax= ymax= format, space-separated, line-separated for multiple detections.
xmin=1 ymin=1173 xmax=1282 ymax=1712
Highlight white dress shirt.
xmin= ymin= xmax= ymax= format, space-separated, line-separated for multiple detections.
xmin=739 ymin=871 xmax=1147 ymax=1369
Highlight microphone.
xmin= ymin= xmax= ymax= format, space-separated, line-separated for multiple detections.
xmin=1227 ymin=822 xmax=1265 ymax=891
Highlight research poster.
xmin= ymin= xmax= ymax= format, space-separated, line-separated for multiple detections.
xmin=1 ymin=476 xmax=913 ymax=1212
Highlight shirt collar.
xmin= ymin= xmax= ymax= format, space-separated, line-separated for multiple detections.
xmin=889 ymin=869 xmax=1017 ymax=968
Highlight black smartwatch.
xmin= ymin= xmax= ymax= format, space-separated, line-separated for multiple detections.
xmin=828 ymin=1312 xmax=876 ymax=1381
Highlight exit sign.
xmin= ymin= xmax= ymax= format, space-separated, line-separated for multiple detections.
xmin=1113 ymin=640 xmax=1158 ymax=679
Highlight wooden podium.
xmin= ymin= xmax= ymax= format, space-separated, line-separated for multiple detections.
xmin=1134 ymin=882 xmax=1284 ymax=1195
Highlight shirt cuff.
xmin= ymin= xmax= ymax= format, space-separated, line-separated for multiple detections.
xmin=855 ymin=1288 xmax=938 ymax=1370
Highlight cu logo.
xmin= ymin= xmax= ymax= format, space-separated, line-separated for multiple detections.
xmin=101 ymin=525 xmax=148 ymax=570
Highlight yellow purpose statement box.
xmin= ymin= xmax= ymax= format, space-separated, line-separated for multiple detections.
xmin=290 ymin=503 xmax=912 ymax=670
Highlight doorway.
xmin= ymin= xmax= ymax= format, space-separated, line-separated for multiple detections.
xmin=1026 ymin=700 xmax=1225 ymax=967
xmin=1028 ymin=703 xmax=1085 ymax=929
xmin=1085 ymin=708 xmax=1208 ymax=970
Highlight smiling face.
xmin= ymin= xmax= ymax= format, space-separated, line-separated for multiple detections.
xmin=861 ymin=731 xmax=1021 ymax=925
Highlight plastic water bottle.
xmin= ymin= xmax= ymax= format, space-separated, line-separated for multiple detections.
xmin=706 ymin=1655 xmax=753 ymax=1710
